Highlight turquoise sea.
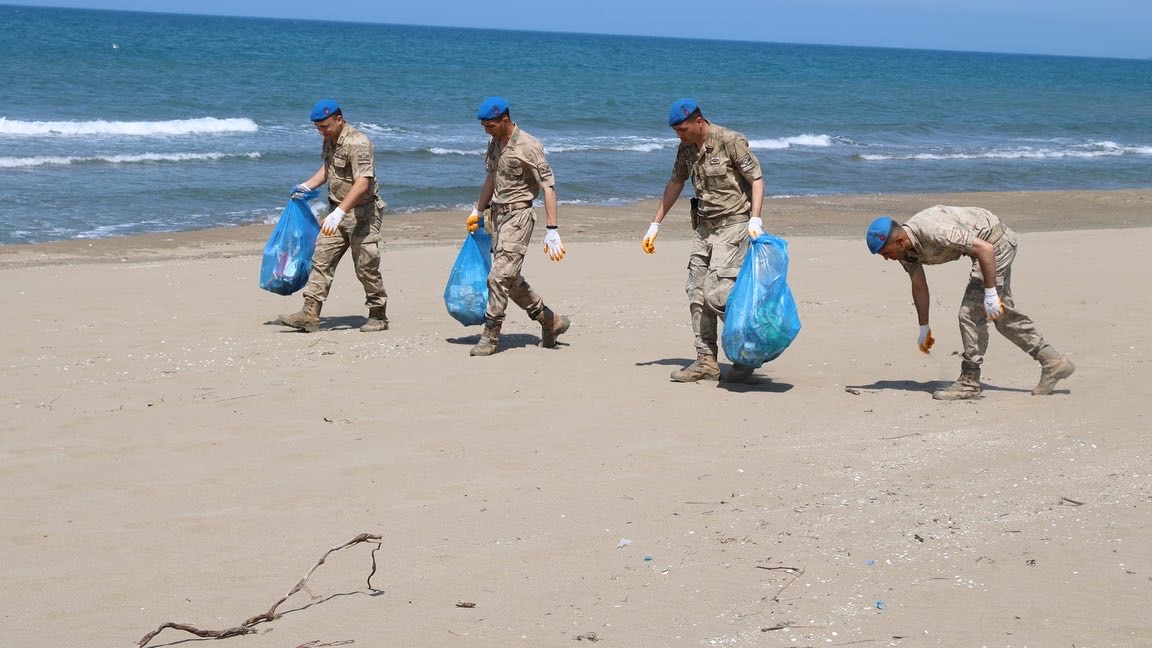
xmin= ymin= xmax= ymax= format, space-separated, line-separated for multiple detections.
xmin=1 ymin=4 xmax=1150 ymax=244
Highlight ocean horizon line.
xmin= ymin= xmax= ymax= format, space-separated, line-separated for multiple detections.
xmin=4 ymin=3 xmax=1149 ymax=62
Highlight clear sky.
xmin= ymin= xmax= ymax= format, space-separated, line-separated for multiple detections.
xmin=5 ymin=0 xmax=1151 ymax=59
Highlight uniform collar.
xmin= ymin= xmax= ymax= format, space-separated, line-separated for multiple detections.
xmin=685 ymin=120 xmax=716 ymax=154
xmin=500 ymin=123 xmax=520 ymax=147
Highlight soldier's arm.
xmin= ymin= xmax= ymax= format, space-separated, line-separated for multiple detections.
xmin=750 ymin=176 xmax=764 ymax=220
xmin=302 ymin=164 xmax=327 ymax=191
xmin=335 ymin=176 xmax=371 ymax=214
xmin=909 ymin=265 xmax=931 ymax=326
xmin=541 ymin=184 xmax=559 ymax=228
xmin=968 ymin=238 xmax=998 ymax=289
xmin=652 ymin=180 xmax=685 ymax=225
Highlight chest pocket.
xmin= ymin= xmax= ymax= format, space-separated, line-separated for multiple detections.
xmin=331 ymin=153 xmax=352 ymax=180
xmin=499 ymin=156 xmax=524 ymax=179
xmin=703 ymin=155 xmax=729 ymax=177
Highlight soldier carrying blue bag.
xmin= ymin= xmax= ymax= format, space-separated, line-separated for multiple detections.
xmin=641 ymin=98 xmax=767 ymax=383
xmin=275 ymin=99 xmax=390 ymax=333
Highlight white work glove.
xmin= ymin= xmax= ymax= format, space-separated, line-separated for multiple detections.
xmin=466 ymin=207 xmax=483 ymax=233
xmin=917 ymin=324 xmax=935 ymax=354
xmin=983 ymin=287 xmax=1004 ymax=321
xmin=321 ymin=207 xmax=346 ymax=236
xmin=543 ymin=227 xmax=565 ymax=261
xmin=290 ymin=183 xmax=312 ymax=200
xmin=641 ymin=222 xmax=659 ymax=254
xmin=747 ymin=216 xmax=763 ymax=239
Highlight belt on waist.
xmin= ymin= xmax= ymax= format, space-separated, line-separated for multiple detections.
xmin=697 ymin=213 xmax=750 ymax=230
xmin=982 ymin=223 xmax=1005 ymax=245
xmin=330 ymin=199 xmax=376 ymax=210
xmin=491 ymin=200 xmax=533 ymax=214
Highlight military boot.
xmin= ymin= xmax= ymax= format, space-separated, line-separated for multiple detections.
xmin=360 ymin=305 xmax=389 ymax=332
xmin=470 ymin=320 xmax=502 ymax=357
xmin=536 ymin=307 xmax=571 ymax=348
xmin=932 ymin=369 xmax=982 ymax=400
xmin=277 ymin=296 xmax=322 ymax=332
xmin=1032 ymin=348 xmax=1075 ymax=395
xmin=670 ymin=353 xmax=721 ymax=383
xmin=725 ymin=363 xmax=756 ymax=384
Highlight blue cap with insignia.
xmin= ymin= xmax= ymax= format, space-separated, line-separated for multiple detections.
xmin=668 ymin=98 xmax=699 ymax=126
xmin=477 ymin=96 xmax=510 ymax=120
xmin=866 ymin=216 xmax=895 ymax=254
xmin=310 ymin=99 xmax=341 ymax=122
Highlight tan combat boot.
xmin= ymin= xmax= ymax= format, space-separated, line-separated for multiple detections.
xmin=670 ymin=353 xmax=721 ymax=383
xmin=277 ymin=296 xmax=322 ymax=332
xmin=470 ymin=320 xmax=502 ymax=357
xmin=536 ymin=307 xmax=571 ymax=348
xmin=360 ymin=305 xmax=389 ymax=332
xmin=932 ymin=369 xmax=981 ymax=400
xmin=725 ymin=363 xmax=755 ymax=384
xmin=1032 ymin=348 xmax=1075 ymax=395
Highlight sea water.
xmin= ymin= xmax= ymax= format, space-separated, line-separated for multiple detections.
xmin=1 ymin=5 xmax=1149 ymax=244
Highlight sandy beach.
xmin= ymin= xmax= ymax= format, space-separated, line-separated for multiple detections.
xmin=1 ymin=189 xmax=1150 ymax=648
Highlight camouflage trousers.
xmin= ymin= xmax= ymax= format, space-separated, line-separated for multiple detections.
xmin=957 ymin=227 xmax=1052 ymax=372
xmin=686 ymin=216 xmax=750 ymax=356
xmin=302 ymin=198 xmax=388 ymax=308
xmin=485 ymin=206 xmax=544 ymax=323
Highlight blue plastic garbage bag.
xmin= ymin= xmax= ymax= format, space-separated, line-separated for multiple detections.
xmin=444 ymin=227 xmax=493 ymax=326
xmin=259 ymin=198 xmax=320 ymax=295
xmin=721 ymin=234 xmax=801 ymax=367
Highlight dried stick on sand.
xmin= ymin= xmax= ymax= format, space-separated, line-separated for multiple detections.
xmin=136 ymin=533 xmax=383 ymax=648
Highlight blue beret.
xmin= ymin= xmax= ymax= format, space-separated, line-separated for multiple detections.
xmin=668 ymin=98 xmax=699 ymax=126
xmin=866 ymin=216 xmax=895 ymax=254
xmin=477 ymin=96 xmax=510 ymax=120
xmin=310 ymin=99 xmax=341 ymax=122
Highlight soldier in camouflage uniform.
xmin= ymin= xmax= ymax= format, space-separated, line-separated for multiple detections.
xmin=866 ymin=205 xmax=1076 ymax=400
xmin=642 ymin=99 xmax=766 ymax=383
xmin=278 ymin=99 xmax=389 ymax=333
xmin=464 ymin=96 xmax=570 ymax=356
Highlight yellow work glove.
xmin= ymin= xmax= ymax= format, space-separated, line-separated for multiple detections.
xmin=466 ymin=208 xmax=483 ymax=233
xmin=543 ymin=227 xmax=565 ymax=261
xmin=321 ymin=207 xmax=345 ymax=236
xmin=641 ymin=222 xmax=659 ymax=254
xmin=747 ymin=216 xmax=763 ymax=239
xmin=918 ymin=324 xmax=935 ymax=354
xmin=983 ymin=287 xmax=1004 ymax=321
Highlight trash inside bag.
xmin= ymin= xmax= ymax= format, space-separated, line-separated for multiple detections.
xmin=721 ymin=234 xmax=801 ymax=367
xmin=259 ymin=198 xmax=320 ymax=295
xmin=444 ymin=227 xmax=492 ymax=326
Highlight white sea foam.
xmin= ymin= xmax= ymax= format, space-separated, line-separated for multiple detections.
xmin=546 ymin=141 xmax=667 ymax=154
xmin=0 ymin=117 xmax=259 ymax=137
xmin=358 ymin=123 xmax=404 ymax=134
xmin=0 ymin=152 xmax=261 ymax=168
xmin=859 ymin=141 xmax=1151 ymax=162
xmin=428 ymin=147 xmax=485 ymax=156
xmin=427 ymin=138 xmax=669 ymax=156
xmin=748 ymin=134 xmax=834 ymax=150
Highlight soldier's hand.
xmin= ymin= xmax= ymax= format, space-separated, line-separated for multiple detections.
xmin=543 ymin=228 xmax=565 ymax=261
xmin=747 ymin=216 xmax=763 ymax=239
xmin=983 ymin=287 xmax=1004 ymax=321
xmin=641 ymin=222 xmax=659 ymax=254
xmin=321 ymin=208 xmax=346 ymax=236
xmin=466 ymin=208 xmax=483 ymax=233
xmin=918 ymin=324 xmax=935 ymax=354
xmin=291 ymin=183 xmax=317 ymax=201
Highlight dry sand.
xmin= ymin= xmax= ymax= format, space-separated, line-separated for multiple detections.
xmin=1 ymin=190 xmax=1150 ymax=647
